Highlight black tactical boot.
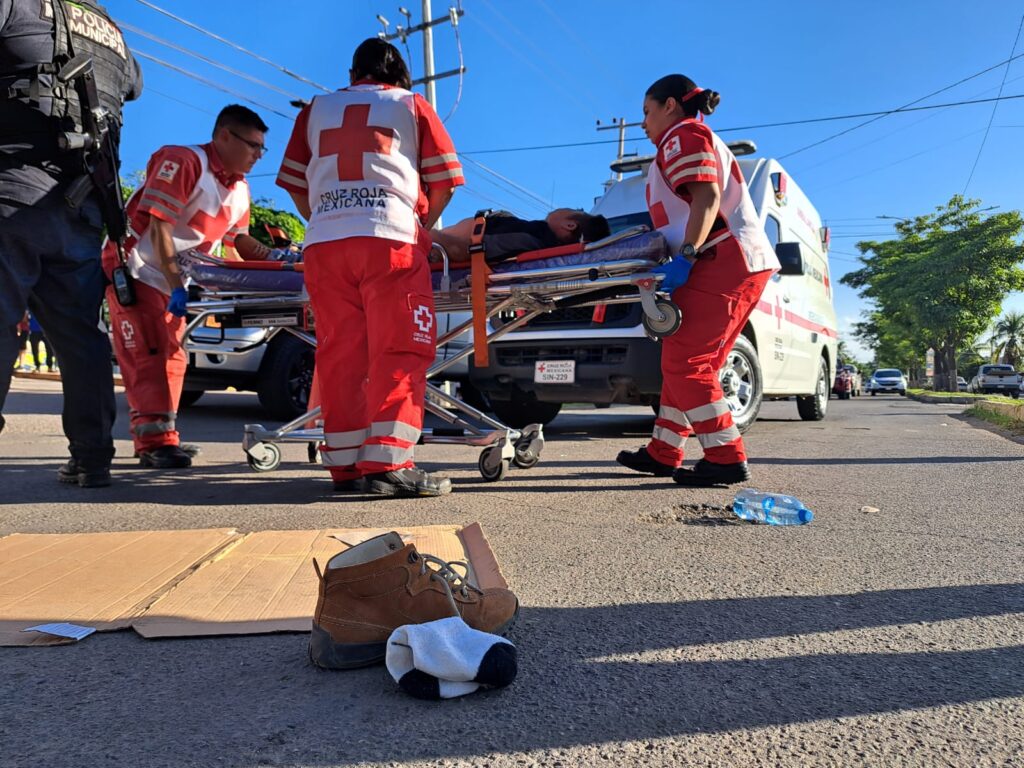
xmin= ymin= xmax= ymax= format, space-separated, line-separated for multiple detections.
xmin=615 ymin=446 xmax=675 ymax=477
xmin=57 ymin=458 xmax=112 ymax=488
xmin=138 ymin=445 xmax=193 ymax=469
xmin=673 ymin=459 xmax=750 ymax=487
xmin=362 ymin=467 xmax=452 ymax=497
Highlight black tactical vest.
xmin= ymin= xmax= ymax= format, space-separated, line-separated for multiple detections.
xmin=1 ymin=0 xmax=138 ymax=148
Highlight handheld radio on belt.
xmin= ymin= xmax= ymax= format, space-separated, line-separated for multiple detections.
xmin=50 ymin=0 xmax=136 ymax=306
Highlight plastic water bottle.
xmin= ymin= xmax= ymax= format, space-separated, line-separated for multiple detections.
xmin=732 ymin=489 xmax=814 ymax=526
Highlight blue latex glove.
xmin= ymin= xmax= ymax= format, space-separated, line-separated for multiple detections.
xmin=652 ymin=255 xmax=693 ymax=293
xmin=168 ymin=287 xmax=189 ymax=317
xmin=268 ymin=248 xmax=302 ymax=263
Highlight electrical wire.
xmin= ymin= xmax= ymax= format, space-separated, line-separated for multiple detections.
xmin=460 ymin=155 xmax=552 ymax=211
xmin=133 ymin=51 xmax=291 ymax=118
xmin=962 ymin=14 xmax=1024 ymax=193
xmin=118 ymin=20 xmax=303 ymax=100
xmin=132 ymin=0 xmax=331 ymax=92
xmin=780 ymin=49 xmax=1024 ymax=160
xmin=145 ymin=86 xmax=216 ymax=115
xmin=442 ymin=4 xmax=466 ymax=123
xmin=462 ymin=163 xmax=550 ymax=216
xmin=459 ymin=93 xmax=1024 ymax=156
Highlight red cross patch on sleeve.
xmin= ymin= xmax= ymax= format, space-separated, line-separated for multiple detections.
xmin=157 ymin=160 xmax=180 ymax=183
xmin=662 ymin=135 xmax=682 ymax=162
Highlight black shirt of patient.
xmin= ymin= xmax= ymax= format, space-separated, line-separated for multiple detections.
xmin=481 ymin=211 xmax=560 ymax=263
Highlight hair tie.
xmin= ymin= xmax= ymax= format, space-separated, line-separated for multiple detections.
xmin=679 ymin=87 xmax=704 ymax=104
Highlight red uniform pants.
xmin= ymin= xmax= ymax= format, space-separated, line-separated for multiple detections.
xmin=106 ymin=279 xmax=187 ymax=453
xmin=304 ymin=235 xmax=436 ymax=482
xmin=647 ymin=238 xmax=773 ymax=467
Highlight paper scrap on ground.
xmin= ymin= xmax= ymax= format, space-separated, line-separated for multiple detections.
xmin=22 ymin=623 xmax=96 ymax=641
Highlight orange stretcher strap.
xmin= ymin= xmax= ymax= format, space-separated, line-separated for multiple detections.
xmin=469 ymin=213 xmax=491 ymax=368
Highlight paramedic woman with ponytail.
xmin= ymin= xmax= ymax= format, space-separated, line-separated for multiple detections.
xmin=616 ymin=75 xmax=780 ymax=487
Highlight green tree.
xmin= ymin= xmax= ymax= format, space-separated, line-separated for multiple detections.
xmin=990 ymin=311 xmax=1024 ymax=369
xmin=249 ymin=198 xmax=306 ymax=247
xmin=842 ymin=196 xmax=1024 ymax=391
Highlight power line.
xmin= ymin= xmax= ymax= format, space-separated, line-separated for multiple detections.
xmin=132 ymin=0 xmax=331 ymax=93
xmin=963 ymin=14 xmax=1024 ymax=193
xmin=133 ymin=50 xmax=291 ymax=118
xmin=118 ymin=20 xmax=303 ymax=100
xmin=780 ymin=49 xmax=1024 ymax=160
xmin=460 ymin=155 xmax=552 ymax=210
xmin=458 ymin=93 xmax=1024 ymax=156
xmin=146 ymin=86 xmax=216 ymax=115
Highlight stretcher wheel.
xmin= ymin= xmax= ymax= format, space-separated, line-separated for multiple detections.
xmin=307 ymin=441 xmax=322 ymax=464
xmin=478 ymin=446 xmax=509 ymax=482
xmin=642 ymin=299 xmax=682 ymax=338
xmin=247 ymin=442 xmax=281 ymax=472
xmin=513 ymin=427 xmax=544 ymax=469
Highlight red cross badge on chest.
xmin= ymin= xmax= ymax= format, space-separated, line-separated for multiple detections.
xmin=318 ymin=104 xmax=395 ymax=182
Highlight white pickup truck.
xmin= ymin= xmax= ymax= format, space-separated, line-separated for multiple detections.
xmin=968 ymin=364 xmax=1022 ymax=398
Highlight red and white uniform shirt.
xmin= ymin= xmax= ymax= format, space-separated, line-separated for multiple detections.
xmin=116 ymin=143 xmax=251 ymax=294
xmin=646 ymin=119 xmax=780 ymax=274
xmin=275 ymin=82 xmax=463 ymax=246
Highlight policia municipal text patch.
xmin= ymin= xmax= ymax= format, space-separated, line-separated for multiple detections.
xmin=40 ymin=0 xmax=128 ymax=61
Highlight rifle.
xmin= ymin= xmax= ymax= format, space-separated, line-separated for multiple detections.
xmin=54 ymin=48 xmax=136 ymax=305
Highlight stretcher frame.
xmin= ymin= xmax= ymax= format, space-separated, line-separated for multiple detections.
xmin=181 ymin=226 xmax=677 ymax=479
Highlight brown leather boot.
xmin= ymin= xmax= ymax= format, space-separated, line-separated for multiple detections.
xmin=309 ymin=531 xmax=519 ymax=669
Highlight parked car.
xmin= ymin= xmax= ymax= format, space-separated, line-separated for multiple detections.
xmin=833 ymin=368 xmax=854 ymax=399
xmin=469 ymin=142 xmax=839 ymax=430
xmin=957 ymin=376 xmax=969 ymax=392
xmin=834 ymin=364 xmax=862 ymax=397
xmin=866 ymin=368 xmax=907 ymax=396
xmin=968 ymin=364 xmax=1022 ymax=397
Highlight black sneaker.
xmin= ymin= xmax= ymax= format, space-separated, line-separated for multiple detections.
xmin=138 ymin=445 xmax=193 ymax=469
xmin=615 ymin=446 xmax=675 ymax=477
xmin=132 ymin=443 xmax=201 ymax=459
xmin=673 ymin=459 xmax=750 ymax=487
xmin=57 ymin=459 xmax=111 ymax=488
xmin=362 ymin=468 xmax=452 ymax=497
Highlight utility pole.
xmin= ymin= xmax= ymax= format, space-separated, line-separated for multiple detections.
xmin=596 ymin=118 xmax=641 ymax=180
xmin=376 ymin=2 xmax=466 ymax=110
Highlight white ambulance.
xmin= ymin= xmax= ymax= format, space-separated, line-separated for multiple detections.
xmin=468 ymin=141 xmax=839 ymax=431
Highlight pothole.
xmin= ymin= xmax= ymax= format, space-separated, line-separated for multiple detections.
xmin=639 ymin=502 xmax=743 ymax=526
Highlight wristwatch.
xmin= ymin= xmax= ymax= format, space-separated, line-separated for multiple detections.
xmin=680 ymin=243 xmax=697 ymax=260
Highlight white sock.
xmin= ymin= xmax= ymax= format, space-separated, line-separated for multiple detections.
xmin=386 ymin=616 xmax=517 ymax=700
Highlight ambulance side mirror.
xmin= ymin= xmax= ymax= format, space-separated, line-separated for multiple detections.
xmin=775 ymin=241 xmax=804 ymax=276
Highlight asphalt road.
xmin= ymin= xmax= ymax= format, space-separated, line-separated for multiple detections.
xmin=2 ymin=379 xmax=1023 ymax=767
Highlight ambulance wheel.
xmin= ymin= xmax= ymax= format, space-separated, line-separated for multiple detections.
xmin=641 ymin=299 xmax=682 ymax=339
xmin=247 ymin=443 xmax=281 ymax=472
xmin=307 ymin=442 xmax=322 ymax=465
xmin=513 ymin=426 xmax=544 ymax=469
xmin=478 ymin=447 xmax=509 ymax=482
xmin=719 ymin=335 xmax=763 ymax=434
xmin=797 ymin=355 xmax=830 ymax=421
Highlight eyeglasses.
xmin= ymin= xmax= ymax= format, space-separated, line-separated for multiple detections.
xmin=229 ymin=129 xmax=267 ymax=156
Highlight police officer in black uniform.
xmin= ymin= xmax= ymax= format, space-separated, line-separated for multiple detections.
xmin=0 ymin=0 xmax=142 ymax=487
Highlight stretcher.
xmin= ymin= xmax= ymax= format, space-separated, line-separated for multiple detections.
xmin=180 ymin=226 xmax=678 ymax=479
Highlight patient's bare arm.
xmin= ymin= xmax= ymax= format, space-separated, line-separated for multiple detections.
xmin=428 ymin=216 xmax=477 ymax=262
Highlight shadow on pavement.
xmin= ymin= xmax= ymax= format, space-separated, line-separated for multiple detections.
xmin=1 ymin=583 xmax=1022 ymax=765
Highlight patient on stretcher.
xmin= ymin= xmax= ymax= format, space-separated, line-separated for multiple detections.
xmin=428 ymin=209 xmax=610 ymax=264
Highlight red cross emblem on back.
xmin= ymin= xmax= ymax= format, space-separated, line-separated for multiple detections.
xmin=188 ymin=205 xmax=233 ymax=251
xmin=319 ymin=103 xmax=395 ymax=182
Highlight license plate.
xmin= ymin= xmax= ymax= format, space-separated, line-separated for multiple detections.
xmin=534 ymin=360 xmax=575 ymax=384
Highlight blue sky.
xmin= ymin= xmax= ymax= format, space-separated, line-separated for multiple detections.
xmin=112 ymin=0 xmax=1024 ymax=360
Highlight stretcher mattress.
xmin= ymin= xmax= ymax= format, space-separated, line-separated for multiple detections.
xmin=179 ymin=230 xmax=669 ymax=294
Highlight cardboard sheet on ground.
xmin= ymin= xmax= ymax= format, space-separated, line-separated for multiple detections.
xmin=133 ymin=524 xmax=505 ymax=638
xmin=0 ymin=529 xmax=240 ymax=647
xmin=0 ymin=524 xmax=504 ymax=645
